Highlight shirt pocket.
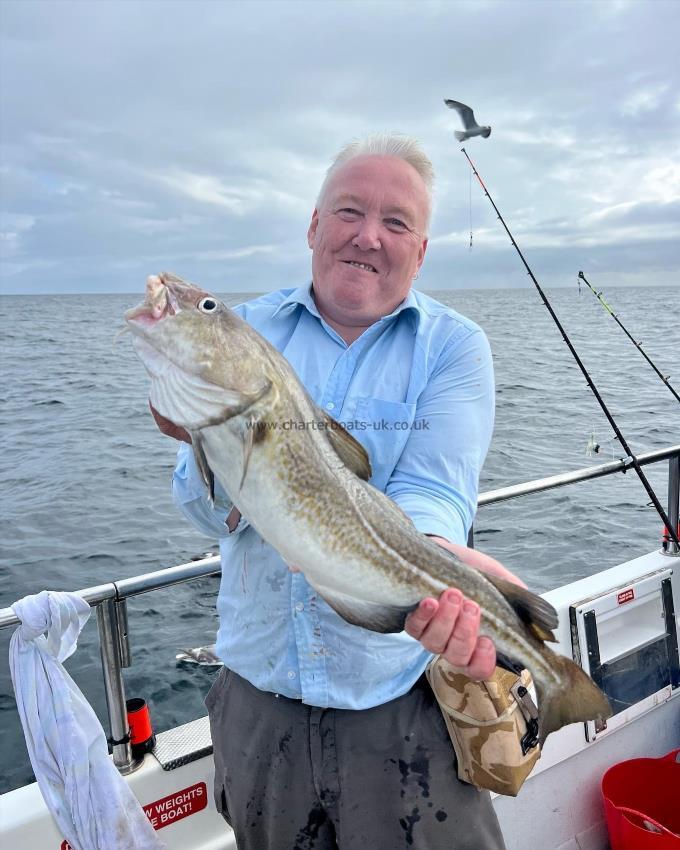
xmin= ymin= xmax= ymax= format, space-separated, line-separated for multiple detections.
xmin=352 ymin=397 xmax=416 ymax=491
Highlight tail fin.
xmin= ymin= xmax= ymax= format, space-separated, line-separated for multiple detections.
xmin=534 ymin=653 xmax=612 ymax=747
xmin=454 ymin=130 xmax=467 ymax=142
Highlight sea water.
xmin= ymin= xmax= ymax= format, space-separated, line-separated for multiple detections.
xmin=0 ymin=285 xmax=677 ymax=792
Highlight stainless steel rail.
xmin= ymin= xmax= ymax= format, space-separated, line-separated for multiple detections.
xmin=0 ymin=555 xmax=221 ymax=772
xmin=0 ymin=555 xmax=222 ymax=630
xmin=1 ymin=444 xmax=678 ymax=775
xmin=478 ymin=444 xmax=680 ymax=507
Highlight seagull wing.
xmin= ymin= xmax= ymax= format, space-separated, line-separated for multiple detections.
xmin=444 ymin=99 xmax=477 ymax=129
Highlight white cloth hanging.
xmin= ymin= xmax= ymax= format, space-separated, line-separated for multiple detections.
xmin=9 ymin=590 xmax=164 ymax=850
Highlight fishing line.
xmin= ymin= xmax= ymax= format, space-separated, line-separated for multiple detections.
xmin=578 ymin=271 xmax=680 ymax=404
xmin=469 ymin=167 xmax=473 ymax=250
xmin=585 ymin=428 xmax=600 ymax=457
xmin=585 ymin=427 xmax=616 ymax=460
xmin=460 ymin=146 xmax=680 ymax=546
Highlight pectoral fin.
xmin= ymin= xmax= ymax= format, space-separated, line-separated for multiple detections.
xmin=239 ymin=417 xmax=256 ymax=491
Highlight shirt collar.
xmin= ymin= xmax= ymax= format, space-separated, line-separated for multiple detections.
xmin=271 ymin=282 xmax=322 ymax=319
xmin=272 ymin=282 xmax=421 ymax=332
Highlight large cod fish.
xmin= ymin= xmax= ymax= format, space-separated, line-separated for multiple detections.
xmin=126 ymin=272 xmax=611 ymax=747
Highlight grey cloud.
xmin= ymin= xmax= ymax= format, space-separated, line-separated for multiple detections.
xmin=1 ymin=0 xmax=679 ymax=293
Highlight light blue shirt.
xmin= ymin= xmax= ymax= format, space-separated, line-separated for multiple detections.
xmin=172 ymin=283 xmax=494 ymax=709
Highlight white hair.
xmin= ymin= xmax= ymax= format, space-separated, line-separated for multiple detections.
xmin=316 ymin=133 xmax=434 ymax=233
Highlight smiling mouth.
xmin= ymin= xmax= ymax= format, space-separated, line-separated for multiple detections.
xmin=342 ymin=260 xmax=378 ymax=273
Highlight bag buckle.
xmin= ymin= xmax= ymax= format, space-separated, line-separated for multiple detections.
xmin=510 ymin=681 xmax=540 ymax=754
xmin=520 ymin=719 xmax=539 ymax=754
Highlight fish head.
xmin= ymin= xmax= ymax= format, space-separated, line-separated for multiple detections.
xmin=125 ymin=272 xmax=269 ymax=429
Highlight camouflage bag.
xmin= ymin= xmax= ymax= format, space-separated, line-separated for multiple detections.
xmin=425 ymin=657 xmax=541 ymax=796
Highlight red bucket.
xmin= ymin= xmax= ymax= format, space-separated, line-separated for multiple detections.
xmin=602 ymin=749 xmax=680 ymax=849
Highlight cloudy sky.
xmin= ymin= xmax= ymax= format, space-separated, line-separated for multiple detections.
xmin=1 ymin=0 xmax=678 ymax=294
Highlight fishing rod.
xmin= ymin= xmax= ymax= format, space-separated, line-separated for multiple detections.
xmin=577 ymin=271 xmax=680 ymax=404
xmin=460 ymin=147 xmax=680 ymax=547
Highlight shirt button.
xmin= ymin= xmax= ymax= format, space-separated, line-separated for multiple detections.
xmin=326 ymin=402 xmax=335 ymax=411
xmin=287 ymin=670 xmax=296 ymax=679
xmin=295 ymin=602 xmax=304 ymax=612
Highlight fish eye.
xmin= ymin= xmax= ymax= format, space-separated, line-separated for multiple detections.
xmin=198 ymin=297 xmax=218 ymax=313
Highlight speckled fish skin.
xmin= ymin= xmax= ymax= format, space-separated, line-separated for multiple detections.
xmin=125 ymin=272 xmax=611 ymax=747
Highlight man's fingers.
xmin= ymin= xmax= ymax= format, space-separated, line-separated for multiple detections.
xmin=452 ymin=637 xmax=496 ymax=680
xmin=418 ymin=590 xmax=464 ymax=653
xmin=441 ymin=599 xmax=481 ymax=666
xmin=404 ymin=598 xmax=439 ymax=639
xmin=406 ymin=589 xmax=498 ymax=680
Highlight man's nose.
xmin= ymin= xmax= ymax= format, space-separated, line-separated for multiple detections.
xmin=352 ymin=217 xmax=381 ymax=251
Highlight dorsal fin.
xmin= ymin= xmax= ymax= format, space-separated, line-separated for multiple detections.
xmin=315 ymin=406 xmax=372 ymax=481
xmin=484 ymin=573 xmax=559 ymax=639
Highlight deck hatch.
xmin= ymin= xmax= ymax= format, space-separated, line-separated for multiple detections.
xmin=570 ymin=567 xmax=678 ymax=742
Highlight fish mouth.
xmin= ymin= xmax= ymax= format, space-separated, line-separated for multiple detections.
xmin=341 ymin=260 xmax=379 ymax=274
xmin=125 ymin=275 xmax=181 ymax=329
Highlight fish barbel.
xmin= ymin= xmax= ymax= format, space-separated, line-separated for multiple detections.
xmin=126 ymin=272 xmax=611 ymax=747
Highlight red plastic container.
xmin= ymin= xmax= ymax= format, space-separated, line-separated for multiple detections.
xmin=602 ymin=749 xmax=680 ymax=849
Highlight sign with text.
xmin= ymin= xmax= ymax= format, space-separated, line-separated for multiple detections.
xmin=144 ymin=781 xmax=208 ymax=830
xmin=59 ymin=781 xmax=208 ymax=847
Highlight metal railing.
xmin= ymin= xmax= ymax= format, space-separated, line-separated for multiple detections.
xmin=1 ymin=557 xmax=222 ymax=773
xmin=1 ymin=443 xmax=678 ymax=775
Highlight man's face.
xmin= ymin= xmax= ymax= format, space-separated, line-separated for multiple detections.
xmin=307 ymin=155 xmax=429 ymax=331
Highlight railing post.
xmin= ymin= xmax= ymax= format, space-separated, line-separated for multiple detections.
xmin=97 ymin=598 xmax=140 ymax=774
xmin=665 ymin=455 xmax=680 ymax=556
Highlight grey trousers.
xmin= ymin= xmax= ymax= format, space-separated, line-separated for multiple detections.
xmin=205 ymin=668 xmax=506 ymax=850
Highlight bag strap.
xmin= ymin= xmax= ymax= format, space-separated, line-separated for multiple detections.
xmin=496 ymin=652 xmax=525 ymax=676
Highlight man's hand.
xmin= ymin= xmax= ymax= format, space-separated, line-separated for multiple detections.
xmin=405 ymin=590 xmax=496 ymax=679
xmin=405 ymin=538 xmax=527 ymax=680
xmin=149 ymin=402 xmax=192 ymax=443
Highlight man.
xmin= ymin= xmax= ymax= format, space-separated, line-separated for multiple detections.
xmin=156 ymin=134 xmax=516 ymax=848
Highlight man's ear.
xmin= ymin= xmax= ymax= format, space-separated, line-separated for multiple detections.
xmin=416 ymin=238 xmax=428 ymax=271
xmin=307 ymin=209 xmax=319 ymax=249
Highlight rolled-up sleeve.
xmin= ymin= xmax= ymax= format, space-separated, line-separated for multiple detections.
xmin=172 ymin=442 xmax=250 ymax=539
xmin=386 ymin=328 xmax=494 ymax=545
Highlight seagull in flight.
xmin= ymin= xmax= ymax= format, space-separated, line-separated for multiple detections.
xmin=444 ymin=99 xmax=491 ymax=141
